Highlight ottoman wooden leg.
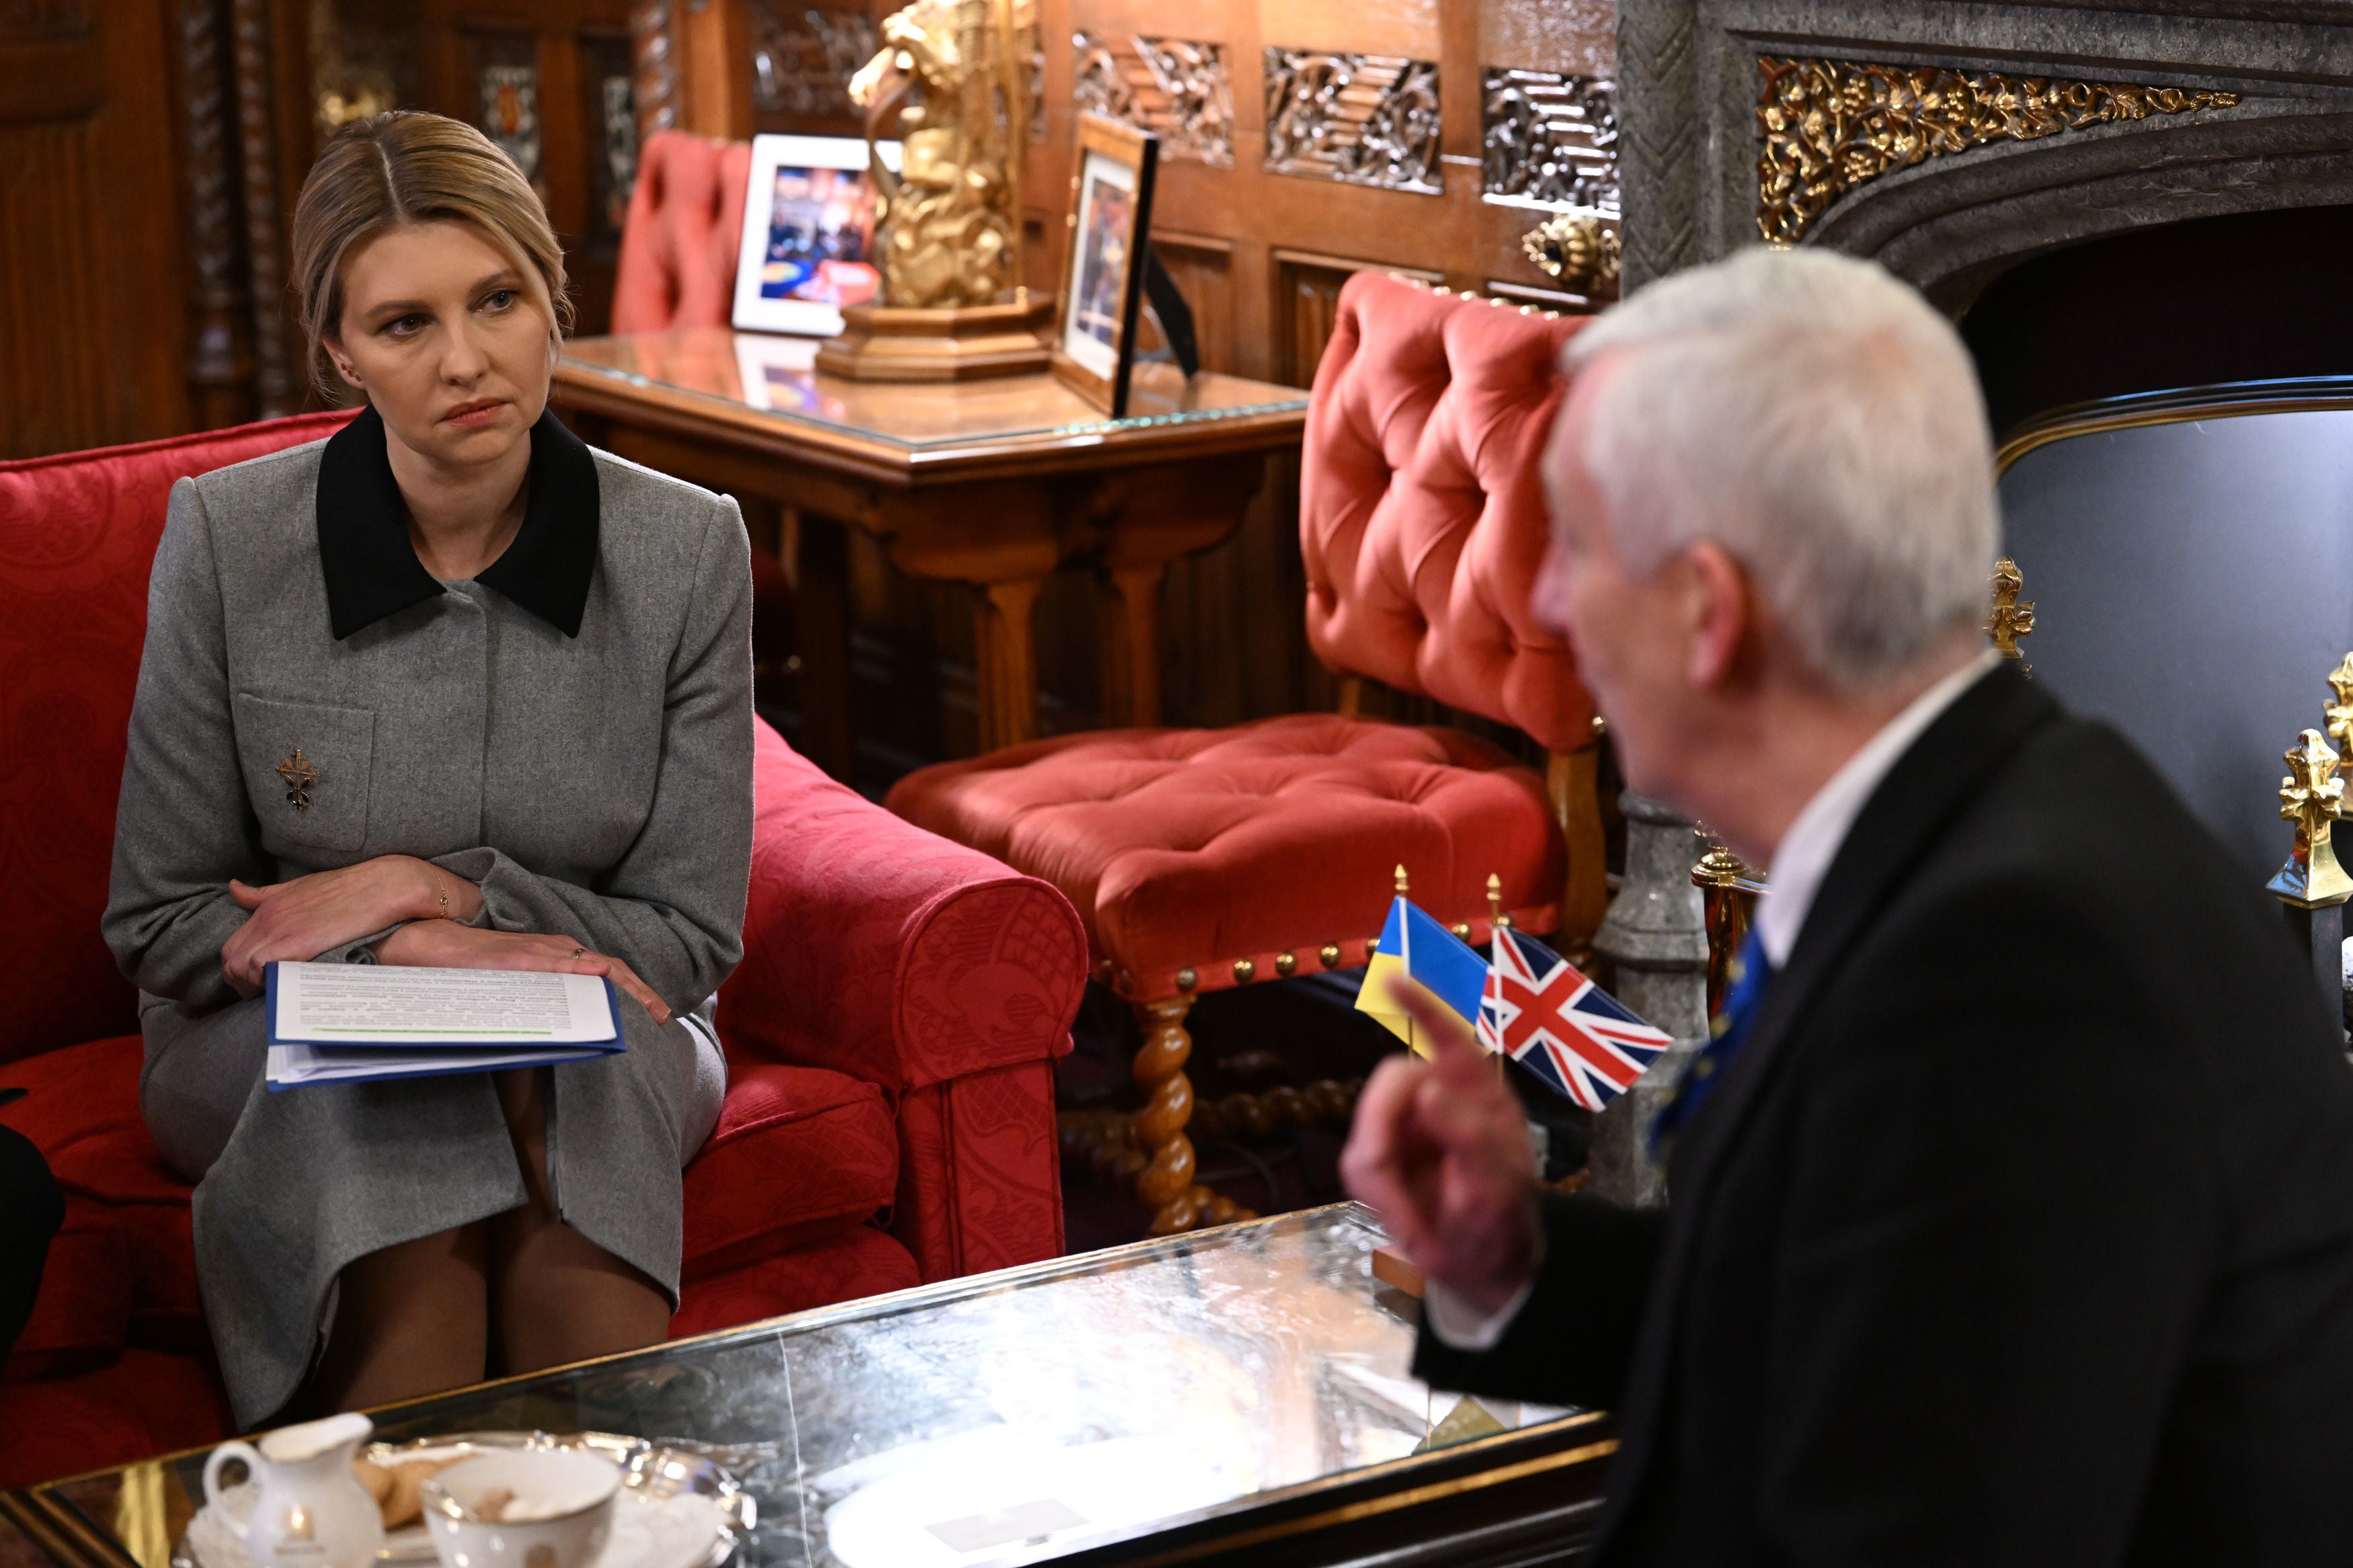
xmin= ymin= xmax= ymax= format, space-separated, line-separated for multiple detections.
xmin=1132 ymin=997 xmax=1201 ymax=1235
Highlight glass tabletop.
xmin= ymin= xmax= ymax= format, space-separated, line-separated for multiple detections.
xmin=557 ymin=328 xmax=1308 ymax=454
xmin=32 ymin=1204 xmax=1597 ymax=1568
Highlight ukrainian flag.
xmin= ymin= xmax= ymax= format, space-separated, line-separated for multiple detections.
xmin=1355 ymin=895 xmax=1488 ymax=1057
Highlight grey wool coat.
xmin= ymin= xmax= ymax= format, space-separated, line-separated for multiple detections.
xmin=104 ymin=407 xmax=754 ymax=1426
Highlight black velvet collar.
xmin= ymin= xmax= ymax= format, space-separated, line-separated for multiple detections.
xmin=315 ymin=403 xmax=600 ymax=640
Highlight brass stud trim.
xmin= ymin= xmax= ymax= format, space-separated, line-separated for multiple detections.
xmin=1176 ymin=967 xmax=1197 ymax=993
xmin=1449 ymin=922 xmax=1472 ymax=940
xmin=1232 ymin=958 xmax=1256 ymax=983
xmin=1273 ymin=952 xmax=1297 ymax=977
xmin=1318 ymin=944 xmax=1342 ymax=968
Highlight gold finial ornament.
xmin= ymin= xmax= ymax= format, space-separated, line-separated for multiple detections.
xmin=2325 ymin=654 xmax=2353 ymax=758
xmin=2268 ymin=729 xmax=2353 ymax=907
xmin=1521 ymin=212 xmax=1621 ymax=298
xmin=817 ymin=0 xmax=1052 ymax=379
xmin=1987 ymin=556 xmax=2036 ymax=671
xmin=1486 ymin=873 xmax=1511 ymax=932
xmin=1394 ymin=864 xmax=1410 ymax=897
xmin=1692 ymin=826 xmax=1767 ymax=1018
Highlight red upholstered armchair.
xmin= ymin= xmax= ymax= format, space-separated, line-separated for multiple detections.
xmin=889 ymin=273 xmax=1606 ymax=1235
xmin=0 ymin=415 xmax=1081 ymax=1486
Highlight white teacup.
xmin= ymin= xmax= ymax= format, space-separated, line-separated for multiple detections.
xmin=420 ymin=1450 xmax=621 ymax=1568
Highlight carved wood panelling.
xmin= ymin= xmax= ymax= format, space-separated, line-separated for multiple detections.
xmin=0 ymin=0 xmax=189 ymax=455
xmin=229 ymin=0 xmax=296 ymax=415
xmin=1263 ymin=48 xmax=1440 ymax=194
xmin=1149 ymin=232 xmax=1234 ymax=374
xmin=747 ymin=0 xmax=875 ymax=128
xmin=179 ymin=0 xmax=249 ymax=429
xmin=1074 ymin=32 xmax=1235 ymax=167
xmin=628 ymin=0 xmax=676 ymax=142
xmin=1482 ymin=67 xmax=1616 ymax=212
xmin=1272 ymin=248 xmax=1436 ymax=386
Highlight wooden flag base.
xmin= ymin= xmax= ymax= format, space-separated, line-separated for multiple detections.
xmin=814 ymin=291 xmax=1053 ymax=382
xmin=1371 ymin=1245 xmax=1426 ymax=1298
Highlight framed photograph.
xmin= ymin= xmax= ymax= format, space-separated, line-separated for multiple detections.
xmin=731 ymin=134 xmax=903 ymax=337
xmin=1052 ymin=114 xmax=1160 ymax=416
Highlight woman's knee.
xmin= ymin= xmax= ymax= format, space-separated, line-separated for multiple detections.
xmin=138 ymin=997 xmax=268 ymax=1182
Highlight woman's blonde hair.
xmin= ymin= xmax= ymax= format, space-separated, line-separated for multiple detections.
xmin=290 ymin=110 xmax=572 ymax=396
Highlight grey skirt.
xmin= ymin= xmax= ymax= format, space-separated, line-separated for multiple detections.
xmin=139 ymin=990 xmax=726 ymax=1428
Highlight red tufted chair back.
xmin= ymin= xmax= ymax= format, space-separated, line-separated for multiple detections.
xmin=0 ymin=411 xmax=360 ymax=1065
xmin=1300 ymin=272 xmax=1595 ymax=753
xmin=611 ymin=132 xmax=754 ymax=334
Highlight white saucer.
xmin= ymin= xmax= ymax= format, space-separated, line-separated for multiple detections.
xmin=175 ymin=1432 xmax=750 ymax=1568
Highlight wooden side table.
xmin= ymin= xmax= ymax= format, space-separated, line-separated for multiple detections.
xmin=553 ymin=329 xmax=1310 ymax=773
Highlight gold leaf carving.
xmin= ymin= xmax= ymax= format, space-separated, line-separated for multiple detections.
xmin=1756 ymin=56 xmax=2240 ymax=245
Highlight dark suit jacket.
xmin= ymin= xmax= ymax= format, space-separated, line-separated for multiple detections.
xmin=1416 ymin=665 xmax=2353 ymax=1565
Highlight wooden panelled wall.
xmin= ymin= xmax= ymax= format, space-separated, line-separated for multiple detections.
xmin=711 ymin=0 xmax=1623 ymax=774
xmin=1 ymin=0 xmax=1617 ymax=786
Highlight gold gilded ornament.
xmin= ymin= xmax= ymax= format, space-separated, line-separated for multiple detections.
xmin=2325 ymin=653 xmax=2353 ymax=760
xmin=1691 ymin=827 xmax=1766 ymax=1018
xmin=1521 ymin=211 xmax=1620 ymax=298
xmin=1987 ymin=556 xmax=2035 ymax=671
xmin=2268 ymin=729 xmax=2353 ymax=907
xmin=274 ymin=749 xmax=319 ymax=811
xmin=1756 ymin=56 xmax=2239 ymax=245
xmin=820 ymin=0 xmax=1051 ymax=379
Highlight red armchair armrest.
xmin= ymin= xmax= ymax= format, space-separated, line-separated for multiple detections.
xmin=717 ymin=720 xmax=1085 ymax=1280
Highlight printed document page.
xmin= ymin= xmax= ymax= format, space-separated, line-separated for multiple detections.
xmin=272 ymin=963 xmax=619 ymax=1044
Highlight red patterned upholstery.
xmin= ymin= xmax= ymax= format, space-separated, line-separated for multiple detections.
xmin=887 ymin=274 xmax=1597 ymax=1006
xmin=721 ymin=720 xmax=1085 ymax=1280
xmin=0 ymin=410 xmax=360 ymax=1065
xmin=610 ymin=132 xmax=753 ymax=334
xmin=0 ymin=417 xmax=1080 ymax=1487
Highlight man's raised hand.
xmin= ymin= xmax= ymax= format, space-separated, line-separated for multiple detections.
xmin=1339 ymin=973 xmax=1541 ymax=1317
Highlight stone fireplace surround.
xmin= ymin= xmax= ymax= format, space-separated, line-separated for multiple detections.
xmin=1618 ymin=0 xmax=2353 ymax=306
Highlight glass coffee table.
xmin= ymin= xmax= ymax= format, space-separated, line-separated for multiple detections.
xmin=1 ymin=1205 xmax=1613 ymax=1568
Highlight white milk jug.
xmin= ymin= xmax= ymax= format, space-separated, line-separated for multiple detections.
xmin=202 ymin=1412 xmax=386 ymax=1568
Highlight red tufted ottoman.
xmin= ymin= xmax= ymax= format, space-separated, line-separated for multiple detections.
xmin=888 ymin=272 xmax=1607 ymax=1235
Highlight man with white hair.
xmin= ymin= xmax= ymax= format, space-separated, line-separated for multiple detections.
xmin=1342 ymin=247 xmax=2353 ymax=1564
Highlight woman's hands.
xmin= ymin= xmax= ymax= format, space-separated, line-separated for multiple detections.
xmin=221 ymin=856 xmax=483 ymax=996
xmin=373 ymin=921 xmax=672 ymax=1024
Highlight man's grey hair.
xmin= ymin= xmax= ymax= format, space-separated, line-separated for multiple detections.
xmin=1563 ymin=247 xmax=1998 ymax=692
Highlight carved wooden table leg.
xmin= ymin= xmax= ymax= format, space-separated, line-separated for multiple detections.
xmin=793 ymin=511 xmax=856 ymax=781
xmin=1099 ymin=563 xmax=1164 ymax=727
xmin=973 ymin=577 xmax=1044 ymax=751
xmin=1132 ymin=996 xmax=1200 ymax=1235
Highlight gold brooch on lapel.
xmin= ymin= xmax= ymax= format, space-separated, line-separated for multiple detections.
xmin=275 ymin=749 xmax=319 ymax=811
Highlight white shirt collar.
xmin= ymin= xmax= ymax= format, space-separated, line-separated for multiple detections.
xmin=1751 ymin=651 xmax=2003 ymax=969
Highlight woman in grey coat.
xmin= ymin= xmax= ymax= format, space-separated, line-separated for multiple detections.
xmin=104 ymin=111 xmax=752 ymax=1427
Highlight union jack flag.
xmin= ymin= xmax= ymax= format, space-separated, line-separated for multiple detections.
xmin=1478 ymin=927 xmax=1673 ymax=1110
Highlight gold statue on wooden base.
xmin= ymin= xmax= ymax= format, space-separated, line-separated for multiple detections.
xmin=2268 ymin=729 xmax=2353 ymax=908
xmin=816 ymin=0 xmax=1051 ymax=382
